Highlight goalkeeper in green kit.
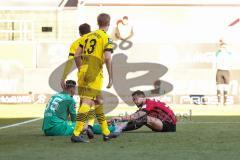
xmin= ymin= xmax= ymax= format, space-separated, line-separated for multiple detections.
xmin=42 ymin=80 xmax=116 ymax=137
xmin=42 ymin=80 xmax=77 ymax=136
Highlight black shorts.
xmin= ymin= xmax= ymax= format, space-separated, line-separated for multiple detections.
xmin=150 ymin=121 xmax=176 ymax=132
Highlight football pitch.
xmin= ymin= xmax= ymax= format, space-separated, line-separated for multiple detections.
xmin=1 ymin=116 xmax=240 ymax=160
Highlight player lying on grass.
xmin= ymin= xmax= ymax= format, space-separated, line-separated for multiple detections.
xmin=109 ymin=90 xmax=177 ymax=134
xmin=42 ymin=80 xmax=77 ymax=136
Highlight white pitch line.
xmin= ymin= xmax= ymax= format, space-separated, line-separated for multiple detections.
xmin=179 ymin=121 xmax=240 ymax=124
xmin=1 ymin=118 xmax=240 ymax=131
xmin=0 ymin=117 xmax=42 ymax=130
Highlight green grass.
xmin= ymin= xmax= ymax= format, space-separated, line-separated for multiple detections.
xmin=1 ymin=117 xmax=240 ymax=160
xmin=0 ymin=118 xmax=34 ymax=127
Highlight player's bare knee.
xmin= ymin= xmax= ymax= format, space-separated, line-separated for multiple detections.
xmin=95 ymin=95 xmax=103 ymax=105
xmin=146 ymin=116 xmax=163 ymax=129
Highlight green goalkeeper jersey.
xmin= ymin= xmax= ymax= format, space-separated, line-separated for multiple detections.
xmin=42 ymin=91 xmax=76 ymax=130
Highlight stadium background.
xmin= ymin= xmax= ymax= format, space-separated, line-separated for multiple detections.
xmin=1 ymin=0 xmax=240 ymax=118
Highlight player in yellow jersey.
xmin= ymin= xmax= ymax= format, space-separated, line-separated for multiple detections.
xmin=71 ymin=13 xmax=117 ymax=143
xmin=61 ymin=23 xmax=95 ymax=139
xmin=61 ymin=23 xmax=91 ymax=86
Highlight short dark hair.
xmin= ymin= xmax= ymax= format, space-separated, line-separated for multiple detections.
xmin=132 ymin=90 xmax=145 ymax=97
xmin=97 ymin=13 xmax=110 ymax=27
xmin=79 ymin=23 xmax=91 ymax=35
xmin=65 ymin=80 xmax=76 ymax=89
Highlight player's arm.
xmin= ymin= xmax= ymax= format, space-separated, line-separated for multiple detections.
xmin=104 ymin=37 xmax=114 ymax=88
xmin=61 ymin=53 xmax=74 ymax=89
xmin=111 ymin=110 xmax=147 ymax=122
xmin=61 ymin=41 xmax=77 ymax=89
xmin=105 ymin=50 xmax=113 ymax=88
xmin=74 ymin=37 xmax=84 ymax=71
xmin=62 ymin=54 xmax=74 ymax=79
xmin=74 ymin=46 xmax=83 ymax=71
xmin=69 ymin=101 xmax=77 ymax=122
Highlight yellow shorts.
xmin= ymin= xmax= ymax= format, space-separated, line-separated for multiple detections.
xmin=77 ymin=70 xmax=103 ymax=100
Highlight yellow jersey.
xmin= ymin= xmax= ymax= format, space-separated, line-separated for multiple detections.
xmin=61 ymin=36 xmax=86 ymax=80
xmin=69 ymin=34 xmax=88 ymax=57
xmin=69 ymin=38 xmax=81 ymax=57
xmin=78 ymin=29 xmax=113 ymax=72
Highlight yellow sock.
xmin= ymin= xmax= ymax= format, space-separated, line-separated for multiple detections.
xmin=95 ymin=105 xmax=110 ymax=136
xmin=73 ymin=103 xmax=91 ymax=136
xmin=87 ymin=109 xmax=95 ymax=127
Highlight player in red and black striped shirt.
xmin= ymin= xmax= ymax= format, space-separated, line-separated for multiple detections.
xmin=110 ymin=90 xmax=177 ymax=134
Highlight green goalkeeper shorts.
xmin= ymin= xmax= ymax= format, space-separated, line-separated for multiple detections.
xmin=92 ymin=124 xmax=116 ymax=134
xmin=44 ymin=121 xmax=76 ymax=136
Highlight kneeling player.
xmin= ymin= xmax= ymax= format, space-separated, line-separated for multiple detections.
xmin=42 ymin=80 xmax=77 ymax=136
xmin=110 ymin=90 xmax=177 ymax=134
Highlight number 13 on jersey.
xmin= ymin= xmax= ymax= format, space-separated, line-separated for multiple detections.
xmin=83 ymin=38 xmax=97 ymax=54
